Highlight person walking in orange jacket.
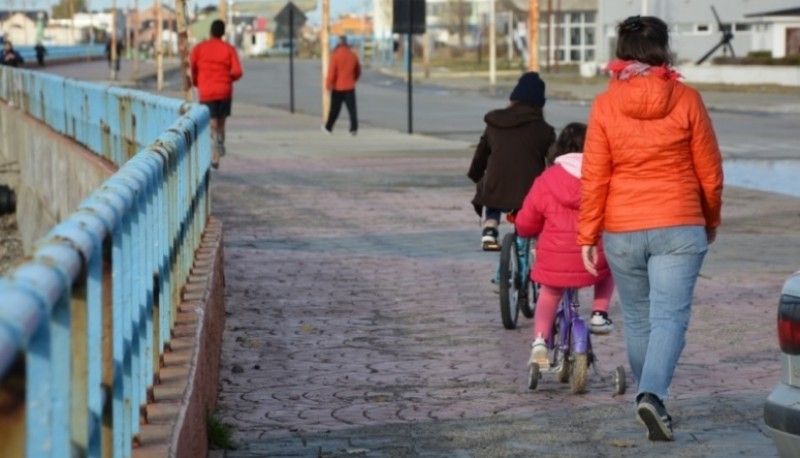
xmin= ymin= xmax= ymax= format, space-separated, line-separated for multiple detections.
xmin=323 ymin=35 xmax=361 ymax=135
xmin=191 ymin=20 xmax=243 ymax=169
xmin=579 ymin=16 xmax=723 ymax=442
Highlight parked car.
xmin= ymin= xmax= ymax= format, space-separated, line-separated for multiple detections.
xmin=764 ymin=271 xmax=800 ymax=458
xmin=263 ymin=40 xmax=297 ymax=57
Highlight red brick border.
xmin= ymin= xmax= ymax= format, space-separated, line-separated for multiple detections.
xmin=134 ymin=217 xmax=226 ymax=458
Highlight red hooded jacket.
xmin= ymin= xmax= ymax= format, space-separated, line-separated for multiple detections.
xmin=516 ymin=154 xmax=611 ymax=288
xmin=190 ymin=37 xmax=243 ymax=102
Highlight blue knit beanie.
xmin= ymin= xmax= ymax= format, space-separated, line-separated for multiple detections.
xmin=509 ymin=72 xmax=546 ymax=107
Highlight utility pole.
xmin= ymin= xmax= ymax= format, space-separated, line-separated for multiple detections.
xmin=488 ymin=0 xmax=495 ymax=85
xmin=125 ymin=0 xmax=131 ymax=56
xmin=546 ymin=0 xmax=551 ymax=70
xmin=69 ymin=0 xmax=75 ymax=44
xmin=422 ymin=31 xmax=429 ymax=78
xmin=175 ymin=0 xmax=191 ymax=101
xmin=554 ymin=0 xmax=559 ymax=72
xmin=527 ymin=0 xmax=538 ymax=71
xmin=133 ymin=0 xmax=139 ymax=77
xmin=111 ymin=2 xmax=118 ymax=80
xmin=21 ymin=0 xmax=27 ymax=44
xmin=87 ymin=0 xmax=94 ymax=60
xmin=156 ymin=0 xmax=164 ymax=91
xmin=227 ymin=0 xmax=233 ymax=44
xmin=321 ymin=0 xmax=330 ymax=123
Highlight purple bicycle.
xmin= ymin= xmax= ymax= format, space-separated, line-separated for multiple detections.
xmin=527 ymin=287 xmax=626 ymax=395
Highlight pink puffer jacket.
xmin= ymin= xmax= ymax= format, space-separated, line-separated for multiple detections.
xmin=516 ymin=153 xmax=611 ymax=287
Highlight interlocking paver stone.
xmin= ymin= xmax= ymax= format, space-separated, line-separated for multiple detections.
xmin=204 ymin=101 xmax=800 ymax=457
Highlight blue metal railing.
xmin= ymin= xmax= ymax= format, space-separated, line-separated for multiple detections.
xmin=14 ymin=44 xmax=106 ymax=63
xmin=0 ymin=66 xmax=211 ymax=458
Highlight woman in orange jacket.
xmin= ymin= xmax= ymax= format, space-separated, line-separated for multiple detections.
xmin=579 ymin=16 xmax=723 ymax=442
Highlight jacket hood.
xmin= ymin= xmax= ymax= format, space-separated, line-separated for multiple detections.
xmin=542 ymin=164 xmax=581 ymax=210
xmin=484 ymin=102 xmax=544 ymax=128
xmin=554 ymin=153 xmax=582 ymax=178
xmin=606 ymin=60 xmax=684 ymax=120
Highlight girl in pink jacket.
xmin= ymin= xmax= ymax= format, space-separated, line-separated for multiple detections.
xmin=515 ymin=123 xmax=616 ymax=367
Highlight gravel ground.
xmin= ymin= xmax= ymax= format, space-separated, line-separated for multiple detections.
xmin=0 ymin=213 xmax=24 ymax=276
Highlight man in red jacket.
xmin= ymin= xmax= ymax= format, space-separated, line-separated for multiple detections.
xmin=190 ymin=20 xmax=243 ymax=169
xmin=323 ymin=35 xmax=361 ymax=135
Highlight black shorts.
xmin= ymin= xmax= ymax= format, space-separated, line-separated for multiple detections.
xmin=202 ymin=99 xmax=232 ymax=119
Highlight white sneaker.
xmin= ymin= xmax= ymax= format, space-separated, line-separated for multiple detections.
xmin=589 ymin=311 xmax=614 ymax=335
xmin=530 ymin=338 xmax=549 ymax=367
xmin=321 ymin=125 xmax=332 ymax=135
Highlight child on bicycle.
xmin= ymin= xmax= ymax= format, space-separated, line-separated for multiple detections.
xmin=467 ymin=71 xmax=555 ymax=251
xmin=514 ymin=123 xmax=616 ymax=367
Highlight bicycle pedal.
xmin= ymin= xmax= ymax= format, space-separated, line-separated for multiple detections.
xmin=482 ymin=242 xmax=501 ymax=251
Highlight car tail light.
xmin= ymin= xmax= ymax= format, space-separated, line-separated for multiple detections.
xmin=778 ymin=294 xmax=800 ymax=355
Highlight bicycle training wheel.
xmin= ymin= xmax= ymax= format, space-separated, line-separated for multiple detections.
xmin=615 ymin=366 xmax=627 ymax=395
xmin=528 ymin=362 xmax=540 ymax=390
xmin=499 ymin=232 xmax=520 ymax=329
xmin=520 ymin=279 xmax=537 ymax=319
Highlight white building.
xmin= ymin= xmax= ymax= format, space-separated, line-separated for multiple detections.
xmin=597 ymin=0 xmax=800 ymax=64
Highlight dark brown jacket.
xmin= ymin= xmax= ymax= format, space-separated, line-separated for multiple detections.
xmin=467 ymin=102 xmax=555 ymax=216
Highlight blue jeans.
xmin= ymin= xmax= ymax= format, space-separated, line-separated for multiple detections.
xmin=602 ymin=226 xmax=708 ymax=400
xmin=484 ymin=207 xmax=503 ymax=224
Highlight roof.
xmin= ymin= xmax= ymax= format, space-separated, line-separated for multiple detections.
xmin=233 ymin=0 xmax=315 ymax=16
xmin=745 ymin=7 xmax=800 ymax=18
xmin=0 ymin=10 xmax=49 ymax=22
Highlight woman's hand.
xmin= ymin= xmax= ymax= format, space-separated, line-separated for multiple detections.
xmin=581 ymin=245 xmax=599 ymax=276
xmin=706 ymin=227 xmax=717 ymax=244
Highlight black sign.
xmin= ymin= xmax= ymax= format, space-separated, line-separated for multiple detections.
xmin=275 ymin=1 xmax=306 ymax=29
xmin=392 ymin=0 xmax=426 ymax=35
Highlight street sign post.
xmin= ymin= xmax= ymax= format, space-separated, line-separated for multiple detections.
xmin=275 ymin=2 xmax=306 ymax=113
xmin=392 ymin=0 xmax=426 ymax=134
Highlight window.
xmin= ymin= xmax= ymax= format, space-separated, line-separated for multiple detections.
xmin=585 ymin=27 xmax=595 ymax=46
xmin=735 ymin=23 xmax=752 ymax=32
xmin=584 ymin=12 xmax=596 ymax=24
xmin=570 ymin=49 xmax=581 ymax=61
xmin=570 ymin=27 xmax=581 ymax=45
xmin=585 ymin=49 xmax=595 ymax=61
xmin=696 ymin=24 xmax=711 ymax=33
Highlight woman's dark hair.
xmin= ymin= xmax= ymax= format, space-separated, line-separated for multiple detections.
xmin=615 ymin=15 xmax=672 ymax=66
xmin=548 ymin=122 xmax=587 ymax=165
xmin=210 ymin=20 xmax=226 ymax=38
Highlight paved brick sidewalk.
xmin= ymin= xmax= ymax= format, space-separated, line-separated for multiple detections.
xmin=207 ymin=101 xmax=799 ymax=457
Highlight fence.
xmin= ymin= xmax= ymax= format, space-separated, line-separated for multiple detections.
xmin=14 ymin=44 xmax=106 ymax=63
xmin=0 ymin=66 xmax=211 ymax=457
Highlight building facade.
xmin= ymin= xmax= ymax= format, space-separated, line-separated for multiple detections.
xmin=597 ymin=0 xmax=800 ymax=64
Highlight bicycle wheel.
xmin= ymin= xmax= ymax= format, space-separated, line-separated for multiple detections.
xmin=499 ymin=232 xmax=520 ymax=330
xmin=570 ymin=353 xmax=589 ymax=394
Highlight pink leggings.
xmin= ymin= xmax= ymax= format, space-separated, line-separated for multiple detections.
xmin=532 ymin=275 xmax=615 ymax=340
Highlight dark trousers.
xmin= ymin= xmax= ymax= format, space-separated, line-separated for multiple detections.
xmin=325 ymin=90 xmax=358 ymax=133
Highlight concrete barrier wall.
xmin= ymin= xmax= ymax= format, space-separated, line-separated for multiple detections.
xmin=0 ymin=101 xmax=116 ymax=252
xmin=677 ymin=65 xmax=800 ymax=87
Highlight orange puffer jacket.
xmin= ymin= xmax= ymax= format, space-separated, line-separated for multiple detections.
xmin=578 ymin=64 xmax=724 ymax=246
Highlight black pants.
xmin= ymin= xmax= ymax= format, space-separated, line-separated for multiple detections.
xmin=325 ymin=90 xmax=358 ymax=133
